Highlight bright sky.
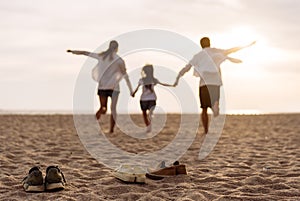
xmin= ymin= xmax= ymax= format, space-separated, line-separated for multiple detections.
xmin=1 ymin=0 xmax=300 ymax=114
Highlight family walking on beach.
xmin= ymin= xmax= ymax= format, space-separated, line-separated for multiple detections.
xmin=67 ymin=37 xmax=255 ymax=134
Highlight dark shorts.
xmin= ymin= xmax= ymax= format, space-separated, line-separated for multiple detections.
xmin=199 ymin=85 xmax=220 ymax=108
xmin=97 ymin=89 xmax=120 ymax=97
xmin=140 ymin=100 xmax=156 ymax=111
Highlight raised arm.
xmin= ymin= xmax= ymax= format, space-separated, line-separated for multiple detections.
xmin=66 ymin=50 xmax=100 ymax=59
xmin=224 ymin=41 xmax=256 ymax=55
xmin=173 ymin=63 xmax=192 ymax=86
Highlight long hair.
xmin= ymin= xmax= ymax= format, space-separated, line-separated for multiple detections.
xmin=142 ymin=64 xmax=156 ymax=92
xmin=100 ymin=40 xmax=118 ymax=61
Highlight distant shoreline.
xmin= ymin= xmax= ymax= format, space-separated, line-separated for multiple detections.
xmin=0 ymin=110 xmax=299 ymax=115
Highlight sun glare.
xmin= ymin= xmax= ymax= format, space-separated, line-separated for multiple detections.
xmin=214 ymin=25 xmax=287 ymax=74
xmin=217 ymin=26 xmax=259 ymax=46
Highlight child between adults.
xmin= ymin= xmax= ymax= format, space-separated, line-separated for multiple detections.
xmin=131 ymin=64 xmax=173 ymax=133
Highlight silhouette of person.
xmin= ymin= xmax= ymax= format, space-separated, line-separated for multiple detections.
xmin=132 ymin=64 xmax=173 ymax=132
xmin=174 ymin=37 xmax=255 ymax=134
xmin=67 ymin=40 xmax=133 ymax=133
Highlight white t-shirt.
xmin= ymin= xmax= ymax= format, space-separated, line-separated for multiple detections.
xmin=189 ymin=48 xmax=228 ymax=87
xmin=91 ymin=53 xmax=126 ymax=91
xmin=138 ymin=79 xmax=157 ymax=101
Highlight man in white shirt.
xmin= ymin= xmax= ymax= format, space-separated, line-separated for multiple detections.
xmin=174 ymin=37 xmax=255 ymax=134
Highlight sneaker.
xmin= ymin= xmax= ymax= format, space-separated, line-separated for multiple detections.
xmin=113 ymin=164 xmax=146 ymax=183
xmin=22 ymin=166 xmax=44 ymax=192
xmin=45 ymin=166 xmax=66 ymax=191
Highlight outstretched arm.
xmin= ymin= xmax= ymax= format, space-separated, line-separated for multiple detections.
xmin=66 ymin=50 xmax=100 ymax=59
xmin=224 ymin=41 xmax=256 ymax=55
xmin=173 ymin=63 xmax=192 ymax=86
xmin=157 ymin=80 xmax=174 ymax=87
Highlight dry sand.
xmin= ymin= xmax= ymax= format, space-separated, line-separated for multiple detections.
xmin=0 ymin=114 xmax=299 ymax=201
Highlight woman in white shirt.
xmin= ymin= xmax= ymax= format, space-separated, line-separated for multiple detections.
xmin=132 ymin=64 xmax=173 ymax=132
xmin=67 ymin=40 xmax=133 ymax=133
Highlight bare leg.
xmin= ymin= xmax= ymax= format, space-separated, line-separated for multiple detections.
xmin=96 ymin=96 xmax=108 ymax=120
xmin=212 ymin=101 xmax=219 ymax=117
xmin=142 ymin=110 xmax=150 ymax=126
xmin=201 ymin=108 xmax=209 ymax=134
xmin=110 ymin=93 xmax=119 ymax=133
xmin=146 ymin=106 xmax=155 ymax=132
xmin=148 ymin=106 xmax=154 ymax=124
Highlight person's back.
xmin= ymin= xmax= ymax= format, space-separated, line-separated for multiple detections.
xmin=139 ymin=78 xmax=158 ymax=101
xmin=97 ymin=53 xmax=125 ymax=91
xmin=191 ymin=48 xmax=225 ymax=71
xmin=190 ymin=47 xmax=225 ymax=87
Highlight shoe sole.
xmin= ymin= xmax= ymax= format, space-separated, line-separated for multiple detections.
xmin=113 ymin=165 xmax=146 ymax=183
xmin=46 ymin=182 xmax=65 ymax=191
xmin=23 ymin=183 xmax=44 ymax=192
xmin=113 ymin=172 xmax=145 ymax=183
xmin=145 ymin=173 xmax=165 ymax=180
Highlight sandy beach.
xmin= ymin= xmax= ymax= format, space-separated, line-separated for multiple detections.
xmin=0 ymin=114 xmax=299 ymax=201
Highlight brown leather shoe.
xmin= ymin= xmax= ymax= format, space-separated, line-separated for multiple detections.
xmin=149 ymin=166 xmax=177 ymax=176
xmin=151 ymin=164 xmax=187 ymax=175
xmin=175 ymin=164 xmax=187 ymax=175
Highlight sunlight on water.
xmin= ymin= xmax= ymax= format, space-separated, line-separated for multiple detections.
xmin=226 ymin=109 xmax=262 ymax=115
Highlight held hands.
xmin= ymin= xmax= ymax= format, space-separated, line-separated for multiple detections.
xmin=131 ymin=91 xmax=136 ymax=97
xmin=173 ymin=77 xmax=180 ymax=87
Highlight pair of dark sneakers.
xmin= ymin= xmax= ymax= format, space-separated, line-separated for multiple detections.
xmin=22 ymin=166 xmax=66 ymax=192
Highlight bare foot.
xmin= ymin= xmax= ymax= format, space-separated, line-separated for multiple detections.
xmin=146 ymin=124 xmax=152 ymax=133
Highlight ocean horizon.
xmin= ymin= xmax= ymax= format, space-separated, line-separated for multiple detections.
xmin=0 ymin=109 xmax=298 ymax=115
